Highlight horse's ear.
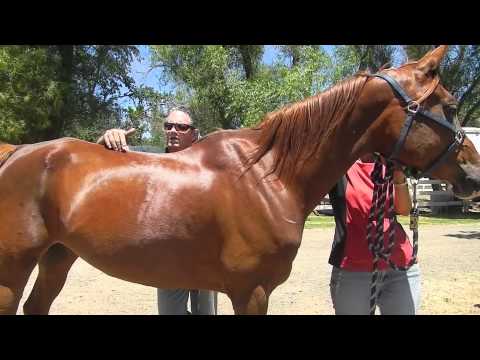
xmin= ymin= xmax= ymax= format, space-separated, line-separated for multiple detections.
xmin=416 ymin=45 xmax=448 ymax=75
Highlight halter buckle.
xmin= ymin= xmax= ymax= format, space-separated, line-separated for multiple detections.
xmin=455 ymin=130 xmax=465 ymax=145
xmin=407 ymin=101 xmax=420 ymax=114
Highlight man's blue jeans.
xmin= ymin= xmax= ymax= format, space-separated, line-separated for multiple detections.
xmin=157 ymin=289 xmax=217 ymax=315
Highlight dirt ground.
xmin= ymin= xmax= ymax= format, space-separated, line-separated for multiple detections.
xmin=18 ymin=224 xmax=480 ymax=315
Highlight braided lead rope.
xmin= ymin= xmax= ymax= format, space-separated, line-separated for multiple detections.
xmin=369 ymin=254 xmax=380 ymax=315
xmin=368 ymin=160 xmax=396 ymax=314
xmin=368 ymin=159 xmax=419 ymax=315
xmin=367 ymin=160 xmax=389 ymax=315
xmin=367 ymin=180 xmax=382 ymax=313
xmin=379 ymin=163 xmax=397 ymax=261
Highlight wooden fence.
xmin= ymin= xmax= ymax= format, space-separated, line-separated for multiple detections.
xmin=313 ymin=178 xmax=471 ymax=215
xmin=414 ymin=179 xmax=470 ymax=213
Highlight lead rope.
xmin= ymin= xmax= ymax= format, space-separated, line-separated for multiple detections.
xmin=367 ymin=158 xmax=419 ymax=315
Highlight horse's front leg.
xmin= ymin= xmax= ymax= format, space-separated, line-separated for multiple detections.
xmin=222 ymin=234 xmax=298 ymax=315
xmin=230 ymin=285 xmax=270 ymax=315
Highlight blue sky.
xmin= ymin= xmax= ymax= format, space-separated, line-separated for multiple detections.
xmin=129 ymin=45 xmax=164 ymax=90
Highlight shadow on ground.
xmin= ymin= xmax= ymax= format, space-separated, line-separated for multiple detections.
xmin=445 ymin=230 xmax=480 ymax=240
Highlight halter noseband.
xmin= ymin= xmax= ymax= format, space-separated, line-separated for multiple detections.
xmin=372 ymin=73 xmax=465 ymax=179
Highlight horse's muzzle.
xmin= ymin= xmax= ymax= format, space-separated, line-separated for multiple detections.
xmin=452 ymin=164 xmax=480 ymax=199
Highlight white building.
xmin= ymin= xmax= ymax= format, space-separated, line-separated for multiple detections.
xmin=463 ymin=127 xmax=480 ymax=152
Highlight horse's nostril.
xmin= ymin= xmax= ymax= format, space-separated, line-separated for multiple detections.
xmin=466 ymin=175 xmax=480 ymax=184
xmin=463 ymin=175 xmax=480 ymax=194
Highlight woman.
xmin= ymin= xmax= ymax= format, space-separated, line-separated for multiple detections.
xmin=328 ymin=154 xmax=420 ymax=315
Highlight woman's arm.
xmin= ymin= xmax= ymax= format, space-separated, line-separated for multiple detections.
xmin=393 ymin=169 xmax=412 ymax=216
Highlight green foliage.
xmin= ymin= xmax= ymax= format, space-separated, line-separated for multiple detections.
xmin=329 ymin=45 xmax=362 ymax=84
xmin=0 ymin=45 xmax=141 ymax=144
xmin=330 ymin=45 xmax=398 ymax=84
xmin=150 ymin=45 xmax=331 ymax=132
xmin=151 ymin=45 xmax=232 ymax=132
xmin=60 ymin=45 xmax=140 ymax=141
xmin=0 ymin=46 xmax=63 ymax=143
xmin=227 ymin=46 xmax=331 ymax=127
xmin=123 ymin=86 xmax=175 ymax=148
xmin=2 ymin=45 xmax=479 ymax=147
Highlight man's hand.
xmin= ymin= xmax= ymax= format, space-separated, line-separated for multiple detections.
xmin=97 ymin=128 xmax=136 ymax=152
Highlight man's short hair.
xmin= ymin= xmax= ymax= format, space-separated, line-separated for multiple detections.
xmin=168 ymin=105 xmax=195 ymax=127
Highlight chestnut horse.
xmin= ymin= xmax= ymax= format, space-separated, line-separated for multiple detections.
xmin=1 ymin=46 xmax=479 ymax=315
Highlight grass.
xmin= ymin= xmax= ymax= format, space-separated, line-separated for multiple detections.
xmin=305 ymin=211 xmax=480 ymax=229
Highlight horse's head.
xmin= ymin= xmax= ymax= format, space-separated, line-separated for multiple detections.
xmin=369 ymin=45 xmax=480 ymax=200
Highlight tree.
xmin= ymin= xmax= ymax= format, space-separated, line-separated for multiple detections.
xmin=150 ymin=45 xmax=234 ymax=132
xmin=226 ymin=45 xmax=331 ymax=127
xmin=0 ymin=45 xmax=142 ymax=144
xmin=352 ymin=45 xmax=398 ymax=72
xmin=58 ymin=45 xmax=140 ymax=141
xmin=0 ymin=46 xmax=63 ymax=143
xmin=223 ymin=45 xmax=264 ymax=80
xmin=124 ymin=85 xmax=177 ymax=148
xmin=329 ymin=45 xmax=398 ymax=84
xmin=149 ymin=45 xmax=331 ymax=132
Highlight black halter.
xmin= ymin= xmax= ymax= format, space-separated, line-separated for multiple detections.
xmin=372 ymin=73 xmax=465 ymax=179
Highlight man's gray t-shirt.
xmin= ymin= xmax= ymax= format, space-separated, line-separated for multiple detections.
xmin=130 ymin=145 xmax=165 ymax=154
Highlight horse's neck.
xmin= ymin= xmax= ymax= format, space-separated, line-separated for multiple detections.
xmin=290 ymin=150 xmax=357 ymax=215
xmin=288 ymin=102 xmax=384 ymax=215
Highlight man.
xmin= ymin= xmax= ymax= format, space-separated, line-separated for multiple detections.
xmin=97 ymin=106 xmax=218 ymax=315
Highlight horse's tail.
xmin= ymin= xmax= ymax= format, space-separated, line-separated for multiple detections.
xmin=0 ymin=142 xmax=17 ymax=168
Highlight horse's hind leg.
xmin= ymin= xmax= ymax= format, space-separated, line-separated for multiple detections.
xmin=0 ymin=252 xmax=40 ymax=315
xmin=23 ymin=244 xmax=78 ymax=315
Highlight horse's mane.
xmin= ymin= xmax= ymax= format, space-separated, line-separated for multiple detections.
xmin=0 ymin=142 xmax=17 ymax=168
xmin=246 ymin=74 xmax=370 ymax=182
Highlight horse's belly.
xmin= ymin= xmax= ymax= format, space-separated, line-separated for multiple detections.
xmin=63 ymin=230 xmax=224 ymax=291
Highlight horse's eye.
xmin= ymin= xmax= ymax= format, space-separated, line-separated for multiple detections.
xmin=427 ymin=69 xmax=437 ymax=78
xmin=444 ymin=105 xmax=457 ymax=120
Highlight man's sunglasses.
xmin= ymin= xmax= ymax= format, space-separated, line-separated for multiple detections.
xmin=163 ymin=122 xmax=195 ymax=132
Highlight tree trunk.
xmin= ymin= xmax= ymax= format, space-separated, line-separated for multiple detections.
xmin=238 ymin=46 xmax=254 ymax=80
xmin=45 ymin=45 xmax=74 ymax=139
xmin=57 ymin=45 xmax=74 ymax=137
